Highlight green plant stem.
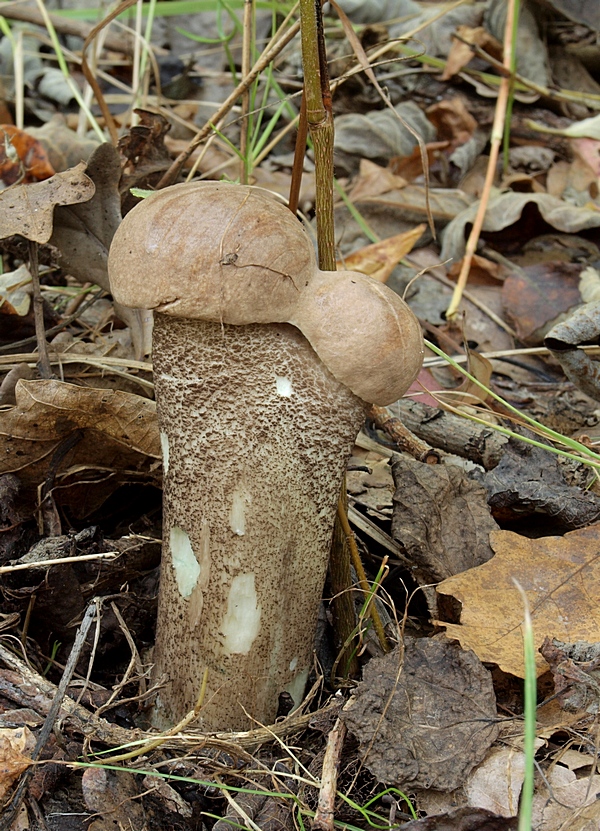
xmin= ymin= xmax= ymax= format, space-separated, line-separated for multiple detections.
xmin=329 ymin=488 xmax=360 ymax=680
xmin=240 ymin=0 xmax=254 ymax=183
xmin=424 ymin=339 xmax=600 ymax=470
xmin=298 ymin=0 xmax=335 ymax=269
xmin=514 ymin=581 xmax=536 ymax=831
xmin=156 ymin=16 xmax=300 ymax=188
xmin=502 ymin=0 xmax=521 ymax=172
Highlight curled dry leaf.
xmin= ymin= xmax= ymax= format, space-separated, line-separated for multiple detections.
xmin=436 ymin=526 xmax=600 ymax=677
xmin=1 ymin=380 xmax=160 ymax=460
xmin=480 ymin=435 xmax=600 ymax=529
xmin=441 ymin=26 xmax=502 ymax=82
xmin=463 ymin=747 xmax=525 ymax=818
xmin=26 ymin=115 xmax=100 ymax=172
xmin=0 ymin=264 xmax=32 ymax=317
xmin=334 ymin=101 xmax=436 ymax=173
xmin=502 ymin=261 xmax=582 ymax=344
xmin=50 ymin=143 xmax=152 ymax=359
xmin=540 ymin=637 xmax=600 ymax=714
xmin=49 ymin=143 xmax=121 ymax=291
xmin=82 ymin=767 xmax=145 ymax=829
xmin=348 ymin=158 xmax=407 ymax=201
xmin=545 ymin=299 xmax=600 ymax=400
xmin=391 ymin=456 xmax=498 ymax=584
xmin=0 ymin=380 xmax=160 ymax=515
xmin=442 ymin=193 xmax=600 ymax=264
xmin=336 ymin=224 xmax=426 ymax=283
xmin=543 ymin=0 xmax=600 ymax=29
xmin=341 ymin=637 xmax=499 ymax=791
xmin=0 ymin=163 xmax=94 ymax=243
xmin=399 ymin=807 xmax=517 ymax=831
xmin=530 ymin=763 xmax=600 ymax=831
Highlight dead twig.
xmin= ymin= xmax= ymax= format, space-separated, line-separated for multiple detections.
xmin=0 ymin=599 xmax=99 ymax=830
xmin=445 ymin=0 xmax=517 ymax=319
xmin=0 ymin=552 xmax=118 ymax=574
xmin=0 ymin=639 xmax=341 ymax=752
xmin=28 ymin=241 xmax=52 ymax=380
xmin=368 ymin=404 xmax=441 ymax=464
xmin=311 ymin=718 xmax=347 ymax=831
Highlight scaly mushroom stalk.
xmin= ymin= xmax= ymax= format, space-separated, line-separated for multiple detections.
xmin=108 ymin=182 xmax=423 ymax=730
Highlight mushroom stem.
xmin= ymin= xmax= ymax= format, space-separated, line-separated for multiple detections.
xmin=151 ymin=314 xmax=366 ymax=730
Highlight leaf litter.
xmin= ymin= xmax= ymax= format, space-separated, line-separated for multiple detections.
xmin=2 ymin=1 xmax=600 ymax=829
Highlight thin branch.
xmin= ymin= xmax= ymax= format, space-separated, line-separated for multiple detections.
xmin=445 ymin=0 xmax=518 ymax=319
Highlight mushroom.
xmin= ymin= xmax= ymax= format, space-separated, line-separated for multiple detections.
xmin=107 ymin=181 xmax=423 ymax=730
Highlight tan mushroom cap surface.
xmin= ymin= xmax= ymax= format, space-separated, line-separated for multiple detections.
xmin=108 ymin=181 xmax=424 ymax=406
xmin=291 ymin=269 xmax=424 ymax=406
xmin=108 ymin=181 xmax=316 ymax=324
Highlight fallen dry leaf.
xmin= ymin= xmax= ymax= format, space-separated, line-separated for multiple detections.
xmin=50 ymin=143 xmax=121 ymax=292
xmin=481 ymin=435 xmax=600 ymax=529
xmin=426 ymin=97 xmax=478 ymax=146
xmin=0 ymin=163 xmax=94 ymax=243
xmin=348 ymin=158 xmax=407 ymax=201
xmin=27 ymin=114 xmax=100 ymax=172
xmin=0 ymin=379 xmax=160 ymax=515
xmin=336 ymin=225 xmax=426 ymax=283
xmin=502 ymin=261 xmax=582 ymax=344
xmin=1 ymin=379 xmax=160 ymax=461
xmin=545 ymin=300 xmax=600 ymax=400
xmin=463 ymin=747 xmax=525 ymax=817
xmin=531 ymin=763 xmax=600 ymax=831
xmin=82 ymin=766 xmax=145 ymax=830
xmin=341 ymin=637 xmax=499 ymax=791
xmin=0 ymin=726 xmax=34 ymax=801
xmin=436 ymin=526 xmax=600 ymax=677
xmin=391 ymin=457 xmax=498 ymax=584
xmin=399 ymin=807 xmax=517 ymax=830
xmin=441 ymin=26 xmax=502 ymax=81
xmin=442 ymin=192 xmax=600 ymax=264
xmin=540 ymin=637 xmax=600 ymax=714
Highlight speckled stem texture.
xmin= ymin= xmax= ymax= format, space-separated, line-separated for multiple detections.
xmin=152 ymin=315 xmax=366 ymax=730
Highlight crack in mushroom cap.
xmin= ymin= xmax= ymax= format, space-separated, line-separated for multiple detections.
xmin=108 ymin=181 xmax=316 ymax=324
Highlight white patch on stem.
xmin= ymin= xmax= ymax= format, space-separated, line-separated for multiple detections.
xmin=160 ymin=431 xmax=169 ymax=474
xmin=221 ymin=573 xmax=261 ymax=654
xmin=285 ymin=668 xmax=309 ymax=707
xmin=275 ymin=376 xmax=293 ymax=397
xmin=229 ymin=483 xmax=250 ymax=536
xmin=170 ymin=526 xmax=200 ymax=597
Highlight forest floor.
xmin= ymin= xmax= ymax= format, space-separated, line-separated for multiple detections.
xmin=2 ymin=0 xmax=600 ymax=829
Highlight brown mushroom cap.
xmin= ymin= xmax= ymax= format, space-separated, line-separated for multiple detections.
xmin=291 ymin=270 xmax=423 ymax=406
xmin=108 ymin=181 xmax=316 ymax=324
xmin=108 ymin=182 xmax=424 ymax=405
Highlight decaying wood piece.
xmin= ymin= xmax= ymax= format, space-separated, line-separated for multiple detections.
xmin=390 ymin=398 xmax=508 ymax=469
xmin=368 ymin=403 xmax=440 ymax=464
